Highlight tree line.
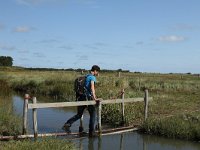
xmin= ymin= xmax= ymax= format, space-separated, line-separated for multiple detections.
xmin=0 ymin=56 xmax=13 ymax=66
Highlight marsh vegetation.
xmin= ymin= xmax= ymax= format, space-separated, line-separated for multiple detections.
xmin=0 ymin=66 xmax=200 ymax=142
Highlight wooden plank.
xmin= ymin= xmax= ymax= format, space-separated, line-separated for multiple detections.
xmin=0 ymin=126 xmax=139 ymax=140
xmin=101 ymin=98 xmax=145 ymax=104
xmin=32 ymin=97 xmax=38 ymax=138
xmin=28 ymin=101 xmax=96 ymax=109
xmin=22 ymin=94 xmax=29 ymax=135
xmin=28 ymin=97 xmax=153 ymax=109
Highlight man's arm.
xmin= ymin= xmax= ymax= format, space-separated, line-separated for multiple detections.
xmin=91 ymin=81 xmax=97 ymax=100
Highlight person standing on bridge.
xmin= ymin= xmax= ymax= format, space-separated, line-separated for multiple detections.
xmin=62 ymin=65 xmax=100 ymax=137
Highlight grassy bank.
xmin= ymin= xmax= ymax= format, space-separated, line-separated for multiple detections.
xmin=0 ymin=79 xmax=21 ymax=136
xmin=141 ymin=112 xmax=200 ymax=141
xmin=0 ymin=138 xmax=76 ymax=150
xmin=0 ymin=66 xmax=200 ymax=141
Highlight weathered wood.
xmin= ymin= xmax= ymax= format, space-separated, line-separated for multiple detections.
xmin=121 ymin=89 xmax=125 ymax=125
xmin=101 ymin=98 xmax=152 ymax=105
xmin=28 ymin=98 xmax=152 ymax=109
xmin=28 ymin=101 xmax=96 ymax=109
xmin=97 ymin=101 xmax=102 ymax=134
xmin=32 ymin=97 xmax=38 ymax=138
xmin=22 ymin=94 xmax=29 ymax=135
xmin=0 ymin=126 xmax=139 ymax=140
xmin=118 ymin=72 xmax=121 ymax=77
xmin=144 ymin=89 xmax=149 ymax=121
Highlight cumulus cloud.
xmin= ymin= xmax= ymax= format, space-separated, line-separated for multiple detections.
xmin=16 ymin=0 xmax=99 ymax=8
xmin=0 ymin=23 xmax=5 ymax=31
xmin=158 ymin=35 xmax=186 ymax=42
xmin=16 ymin=0 xmax=46 ymax=5
xmin=59 ymin=45 xmax=74 ymax=50
xmin=18 ymin=50 xmax=29 ymax=53
xmin=13 ymin=26 xmax=35 ymax=33
xmin=94 ymin=42 xmax=108 ymax=47
xmin=0 ymin=44 xmax=15 ymax=51
xmin=16 ymin=0 xmax=64 ymax=5
xmin=33 ymin=52 xmax=45 ymax=58
xmin=136 ymin=41 xmax=144 ymax=45
xmin=170 ymin=24 xmax=198 ymax=31
xmin=39 ymin=39 xmax=59 ymax=43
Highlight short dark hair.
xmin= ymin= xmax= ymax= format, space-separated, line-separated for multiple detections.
xmin=91 ymin=65 xmax=100 ymax=72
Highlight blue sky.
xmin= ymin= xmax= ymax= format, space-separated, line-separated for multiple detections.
xmin=0 ymin=0 xmax=200 ymax=73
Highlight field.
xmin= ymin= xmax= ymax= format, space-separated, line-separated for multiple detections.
xmin=0 ymin=66 xmax=200 ymax=142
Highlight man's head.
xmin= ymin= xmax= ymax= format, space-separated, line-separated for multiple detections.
xmin=91 ymin=65 xmax=100 ymax=76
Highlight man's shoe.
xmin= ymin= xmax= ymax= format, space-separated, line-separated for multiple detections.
xmin=62 ymin=123 xmax=71 ymax=133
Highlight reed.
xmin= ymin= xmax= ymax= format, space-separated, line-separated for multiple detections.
xmin=0 ymin=138 xmax=76 ymax=150
xmin=1 ymin=67 xmax=200 ymax=141
xmin=141 ymin=112 xmax=200 ymax=141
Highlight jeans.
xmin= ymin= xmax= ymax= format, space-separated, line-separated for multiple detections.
xmin=66 ymin=95 xmax=96 ymax=133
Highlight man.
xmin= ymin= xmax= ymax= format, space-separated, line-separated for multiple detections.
xmin=62 ymin=65 xmax=100 ymax=137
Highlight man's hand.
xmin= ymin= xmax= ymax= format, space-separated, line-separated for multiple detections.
xmin=95 ymin=98 xmax=103 ymax=106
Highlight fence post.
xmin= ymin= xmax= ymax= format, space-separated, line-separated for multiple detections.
xmin=144 ymin=89 xmax=149 ymax=121
xmin=97 ymin=100 xmax=102 ymax=135
xmin=22 ymin=94 xmax=29 ymax=135
xmin=118 ymin=72 xmax=121 ymax=77
xmin=79 ymin=115 xmax=84 ymax=132
xmin=121 ymin=89 xmax=125 ymax=125
xmin=32 ymin=97 xmax=38 ymax=138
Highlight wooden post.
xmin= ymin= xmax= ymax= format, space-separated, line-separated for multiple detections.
xmin=97 ymin=100 xmax=102 ymax=135
xmin=79 ymin=115 xmax=84 ymax=132
xmin=138 ymin=77 xmax=141 ymax=91
xmin=144 ymin=89 xmax=149 ymax=121
xmin=32 ymin=97 xmax=38 ymax=138
xmin=22 ymin=94 xmax=29 ymax=135
xmin=118 ymin=72 xmax=121 ymax=77
xmin=121 ymin=89 xmax=125 ymax=125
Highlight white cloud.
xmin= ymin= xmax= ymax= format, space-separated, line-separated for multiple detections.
xmin=16 ymin=0 xmax=99 ymax=9
xmin=16 ymin=0 xmax=64 ymax=5
xmin=33 ymin=52 xmax=45 ymax=58
xmin=170 ymin=24 xmax=198 ymax=31
xmin=16 ymin=0 xmax=45 ymax=5
xmin=0 ymin=44 xmax=15 ymax=51
xmin=158 ymin=35 xmax=186 ymax=42
xmin=14 ymin=26 xmax=33 ymax=32
xmin=0 ymin=23 xmax=5 ymax=31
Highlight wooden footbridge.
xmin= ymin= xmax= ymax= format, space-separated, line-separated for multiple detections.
xmin=0 ymin=89 xmax=152 ymax=140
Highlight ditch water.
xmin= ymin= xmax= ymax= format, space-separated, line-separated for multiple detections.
xmin=7 ymin=95 xmax=200 ymax=149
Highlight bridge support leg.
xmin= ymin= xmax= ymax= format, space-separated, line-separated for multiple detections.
xmin=33 ymin=97 xmax=38 ymax=139
xmin=22 ymin=94 xmax=29 ymax=135
xmin=97 ymin=100 xmax=102 ymax=135
xmin=144 ymin=89 xmax=149 ymax=121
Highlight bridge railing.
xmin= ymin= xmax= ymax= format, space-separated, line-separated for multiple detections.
xmin=22 ymin=89 xmax=152 ymax=138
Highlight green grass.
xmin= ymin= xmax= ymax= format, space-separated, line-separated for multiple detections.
xmin=1 ymin=66 xmax=200 ymax=141
xmin=0 ymin=138 xmax=76 ymax=150
xmin=0 ymin=96 xmax=21 ymax=136
xmin=141 ymin=112 xmax=200 ymax=141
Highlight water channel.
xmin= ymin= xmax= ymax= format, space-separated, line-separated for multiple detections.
xmin=5 ymin=94 xmax=200 ymax=150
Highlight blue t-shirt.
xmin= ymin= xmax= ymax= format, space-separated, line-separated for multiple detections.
xmin=85 ymin=74 xmax=96 ymax=97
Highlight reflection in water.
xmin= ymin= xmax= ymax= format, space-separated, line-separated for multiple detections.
xmin=7 ymin=94 xmax=200 ymax=150
xmin=88 ymin=138 xmax=94 ymax=150
xmin=120 ymin=134 xmax=124 ymax=150
xmin=75 ymin=133 xmax=200 ymax=150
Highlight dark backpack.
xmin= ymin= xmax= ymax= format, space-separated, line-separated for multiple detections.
xmin=74 ymin=76 xmax=86 ymax=96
